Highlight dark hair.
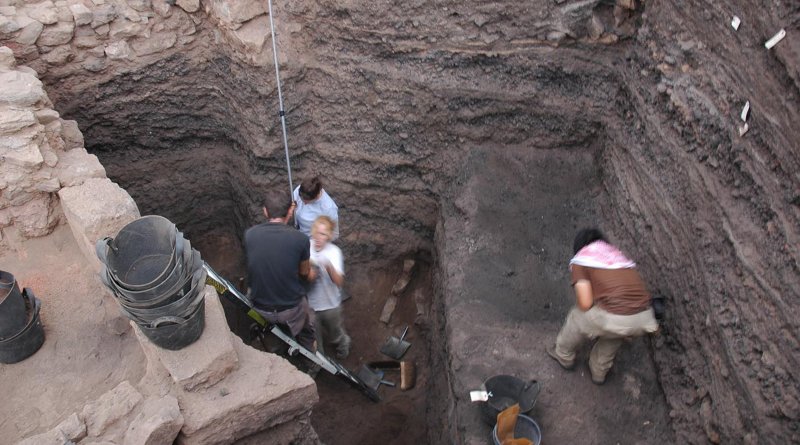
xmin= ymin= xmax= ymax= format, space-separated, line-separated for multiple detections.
xmin=573 ymin=228 xmax=606 ymax=254
xmin=299 ymin=176 xmax=322 ymax=201
xmin=263 ymin=190 xmax=292 ymax=218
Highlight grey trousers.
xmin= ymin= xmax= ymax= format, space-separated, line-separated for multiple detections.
xmin=554 ymin=306 xmax=658 ymax=380
xmin=314 ymin=306 xmax=351 ymax=357
xmin=254 ymin=298 xmax=317 ymax=351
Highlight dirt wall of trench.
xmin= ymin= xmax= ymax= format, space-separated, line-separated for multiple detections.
xmin=5 ymin=0 xmax=799 ymax=442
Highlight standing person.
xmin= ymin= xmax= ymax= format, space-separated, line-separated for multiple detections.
xmin=293 ymin=176 xmax=340 ymax=240
xmin=245 ymin=190 xmax=316 ymax=351
xmin=307 ymin=216 xmax=351 ymax=359
xmin=547 ymin=228 xmax=658 ymax=384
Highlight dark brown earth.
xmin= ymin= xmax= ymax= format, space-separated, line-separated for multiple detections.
xmin=23 ymin=0 xmax=800 ymax=443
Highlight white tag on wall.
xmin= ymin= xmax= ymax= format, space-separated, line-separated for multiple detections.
xmin=470 ymin=390 xmax=491 ymax=402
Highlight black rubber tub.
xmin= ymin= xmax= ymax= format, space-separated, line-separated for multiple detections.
xmin=0 ymin=288 xmax=45 ymax=364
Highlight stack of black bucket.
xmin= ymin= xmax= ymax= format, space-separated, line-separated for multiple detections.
xmin=0 ymin=271 xmax=45 ymax=364
xmin=96 ymin=215 xmax=207 ymax=350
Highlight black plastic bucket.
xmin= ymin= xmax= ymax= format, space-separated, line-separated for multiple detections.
xmin=137 ymin=297 xmax=205 ymax=350
xmin=491 ymin=414 xmax=542 ymax=445
xmin=480 ymin=375 xmax=541 ymax=424
xmin=121 ymin=262 xmax=206 ymax=322
xmin=0 ymin=289 xmax=45 ymax=364
xmin=0 ymin=271 xmax=28 ymax=340
xmin=97 ymin=215 xmax=179 ymax=293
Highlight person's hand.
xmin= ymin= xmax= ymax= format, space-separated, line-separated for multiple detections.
xmin=287 ymin=201 xmax=297 ymax=223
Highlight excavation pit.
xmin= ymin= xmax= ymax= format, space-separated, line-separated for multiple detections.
xmin=2 ymin=0 xmax=799 ymax=443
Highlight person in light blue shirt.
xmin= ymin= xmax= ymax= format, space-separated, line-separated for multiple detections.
xmin=292 ymin=176 xmax=340 ymax=240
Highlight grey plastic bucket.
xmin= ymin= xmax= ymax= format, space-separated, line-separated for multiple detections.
xmin=491 ymin=414 xmax=541 ymax=445
xmin=137 ymin=298 xmax=205 ymax=350
xmin=97 ymin=216 xmax=179 ymax=293
xmin=0 ymin=271 xmax=28 ymax=340
xmin=0 ymin=288 xmax=45 ymax=364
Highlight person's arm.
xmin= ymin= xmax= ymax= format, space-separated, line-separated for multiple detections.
xmin=324 ymin=263 xmax=344 ymax=287
xmin=574 ymin=279 xmax=594 ymax=311
xmin=299 ymin=259 xmax=310 ymax=280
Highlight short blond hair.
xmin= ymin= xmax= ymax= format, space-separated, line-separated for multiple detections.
xmin=311 ymin=215 xmax=336 ymax=235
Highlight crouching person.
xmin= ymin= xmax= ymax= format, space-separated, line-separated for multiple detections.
xmin=547 ymin=228 xmax=658 ymax=384
xmin=308 ymin=216 xmax=351 ymax=359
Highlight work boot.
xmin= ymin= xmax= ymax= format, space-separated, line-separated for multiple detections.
xmin=546 ymin=345 xmax=575 ymax=371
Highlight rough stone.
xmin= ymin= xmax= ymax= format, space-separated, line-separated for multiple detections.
xmin=24 ymin=2 xmax=59 ymax=25
xmin=58 ymin=177 xmax=140 ymax=267
xmin=0 ymin=14 xmax=21 ymax=34
xmin=94 ymin=23 xmax=109 ymax=35
xmin=131 ymin=31 xmax=176 ymax=55
xmin=109 ymin=18 xmax=141 ymax=39
xmin=81 ymin=381 xmax=143 ymax=438
xmin=37 ymin=21 xmax=75 ymax=46
xmin=54 ymin=147 xmax=106 ymax=186
xmin=73 ymin=34 xmax=100 ymax=48
xmin=133 ymin=288 xmax=239 ymax=391
xmin=82 ymin=55 xmax=107 ymax=72
xmin=123 ymin=396 xmax=183 ymax=445
xmin=128 ymin=0 xmax=151 ymax=12
xmin=230 ymin=15 xmax=269 ymax=53
xmin=34 ymin=177 xmax=60 ymax=192
xmin=0 ymin=108 xmax=37 ymax=134
xmin=34 ymin=108 xmax=60 ymax=124
xmin=175 ymin=0 xmax=199 ymax=13
xmin=151 ymin=0 xmax=171 ymax=17
xmin=207 ymin=0 xmax=266 ymax=25
xmin=176 ymin=335 xmax=318 ymax=444
xmin=61 ymin=119 xmax=84 ymax=149
xmin=1 ymin=127 xmax=44 ymax=169
xmin=9 ymin=195 xmax=58 ymax=237
xmin=14 ymin=19 xmax=44 ymax=45
xmin=0 ymin=46 xmax=15 ymax=70
xmin=16 ymin=412 xmax=87 ymax=445
xmin=104 ymin=40 xmax=131 ymax=60
xmin=41 ymin=44 xmax=73 ymax=65
xmin=0 ymin=71 xmax=46 ymax=106
xmin=69 ymin=2 xmax=93 ymax=25
xmin=91 ymin=4 xmax=116 ymax=28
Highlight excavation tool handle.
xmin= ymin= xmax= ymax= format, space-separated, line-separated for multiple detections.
xmin=202 ymin=263 xmax=380 ymax=402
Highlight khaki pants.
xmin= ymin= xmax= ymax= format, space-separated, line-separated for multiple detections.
xmin=554 ymin=306 xmax=658 ymax=380
xmin=314 ymin=306 xmax=351 ymax=358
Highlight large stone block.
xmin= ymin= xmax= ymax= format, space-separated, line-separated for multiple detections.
xmin=91 ymin=4 xmax=116 ymax=28
xmin=0 ymin=46 xmax=15 ymax=69
xmin=58 ymin=177 xmax=140 ymax=267
xmin=131 ymin=30 xmax=176 ymax=55
xmin=69 ymin=3 xmax=93 ymax=25
xmin=61 ymin=119 xmax=83 ymax=148
xmin=1 ymin=126 xmax=45 ymax=169
xmin=105 ymin=40 xmax=131 ymax=60
xmin=54 ymin=147 xmax=106 ymax=186
xmin=37 ymin=21 xmax=75 ymax=46
xmin=24 ymin=1 xmax=59 ymax=25
xmin=9 ymin=194 xmax=59 ymax=237
xmin=123 ymin=396 xmax=184 ymax=445
xmin=0 ymin=14 xmax=21 ymax=34
xmin=133 ymin=287 xmax=239 ymax=391
xmin=175 ymin=0 xmax=199 ymax=13
xmin=0 ymin=71 xmax=46 ymax=106
xmin=207 ymin=0 xmax=265 ymax=26
xmin=230 ymin=15 xmax=269 ymax=53
xmin=16 ymin=20 xmax=45 ymax=45
xmin=109 ymin=18 xmax=141 ymax=39
xmin=176 ymin=336 xmax=318 ymax=445
xmin=0 ymin=108 xmax=37 ymax=134
xmin=82 ymin=381 xmax=143 ymax=438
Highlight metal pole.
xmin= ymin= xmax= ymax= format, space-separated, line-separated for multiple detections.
xmin=266 ymin=0 xmax=293 ymax=197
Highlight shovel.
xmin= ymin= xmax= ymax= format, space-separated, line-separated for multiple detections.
xmin=380 ymin=325 xmax=411 ymax=360
xmin=356 ymin=365 xmax=395 ymax=391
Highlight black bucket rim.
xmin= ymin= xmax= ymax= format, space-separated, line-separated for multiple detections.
xmin=101 ymin=215 xmax=179 ymax=291
xmin=137 ymin=297 xmax=205 ymax=350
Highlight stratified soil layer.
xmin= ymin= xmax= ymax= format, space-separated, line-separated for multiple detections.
xmin=29 ymin=0 xmax=800 ymax=443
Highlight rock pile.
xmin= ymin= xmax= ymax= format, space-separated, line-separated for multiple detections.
xmin=0 ymin=45 xmax=105 ymax=251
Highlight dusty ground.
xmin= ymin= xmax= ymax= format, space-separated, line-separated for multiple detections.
xmin=0 ymin=225 xmax=145 ymax=441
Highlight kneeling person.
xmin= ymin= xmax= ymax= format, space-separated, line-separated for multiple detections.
xmin=308 ymin=216 xmax=351 ymax=359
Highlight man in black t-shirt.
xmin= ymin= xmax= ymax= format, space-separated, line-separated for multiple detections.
xmin=245 ymin=190 xmax=316 ymax=350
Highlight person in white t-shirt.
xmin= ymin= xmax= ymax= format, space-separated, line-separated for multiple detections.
xmin=307 ymin=216 xmax=351 ymax=359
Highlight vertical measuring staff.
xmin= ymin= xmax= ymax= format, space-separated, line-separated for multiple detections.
xmin=266 ymin=0 xmax=294 ymax=196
